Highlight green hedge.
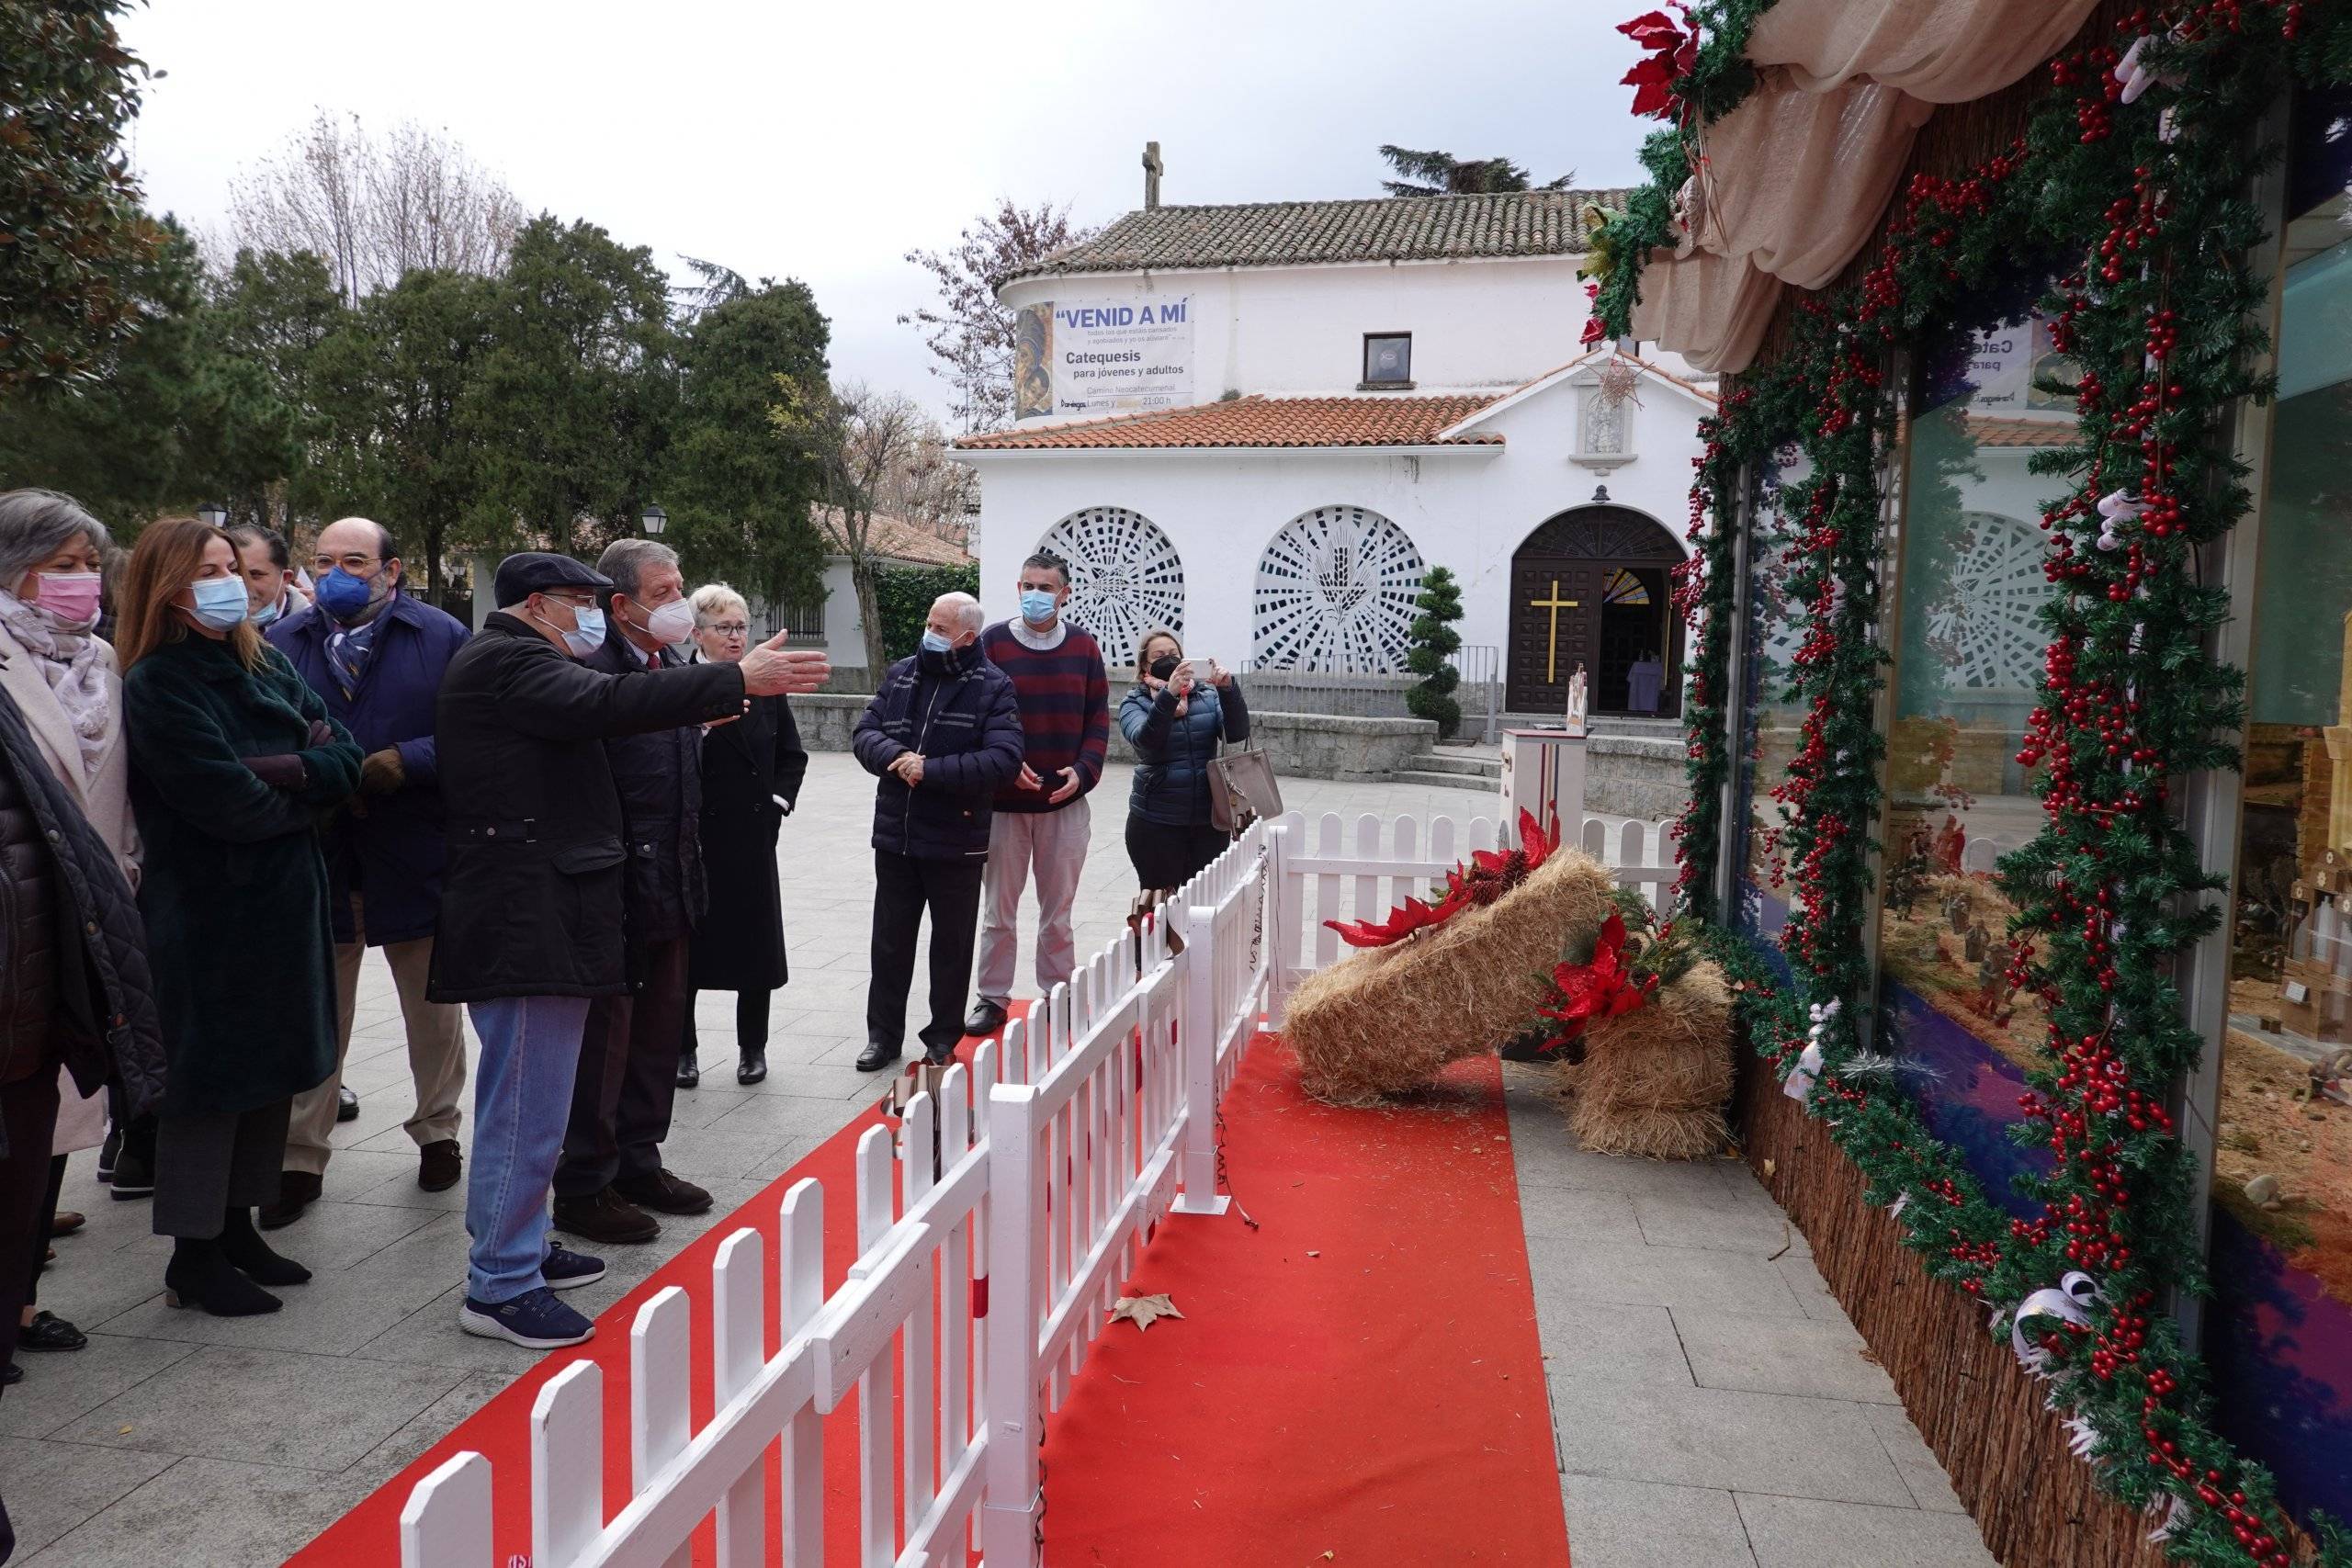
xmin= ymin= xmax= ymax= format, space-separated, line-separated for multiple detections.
xmin=872 ymin=563 xmax=981 ymax=661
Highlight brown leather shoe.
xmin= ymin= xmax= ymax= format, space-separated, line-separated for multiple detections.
xmin=258 ymin=1171 xmax=322 ymax=1231
xmin=417 ymin=1139 xmax=462 ymax=1192
xmin=551 ymin=1188 xmax=661 ymax=1245
xmin=612 ymin=1168 xmax=714 ymax=1216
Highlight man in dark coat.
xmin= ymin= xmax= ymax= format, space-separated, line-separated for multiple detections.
xmin=0 ymin=682 xmax=164 ymax=1557
xmin=262 ymin=516 xmax=472 ymax=1226
xmin=551 ymin=538 xmax=713 ymax=1247
xmin=429 ymin=551 xmax=826 ymax=1349
xmin=853 ymin=591 xmax=1023 ymax=1072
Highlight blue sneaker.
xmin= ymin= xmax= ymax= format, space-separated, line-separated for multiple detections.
xmin=458 ymin=1286 xmax=595 ymax=1348
xmin=542 ymin=1246 xmax=605 ymax=1292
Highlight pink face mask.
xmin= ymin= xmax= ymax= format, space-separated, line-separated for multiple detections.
xmin=34 ymin=571 xmax=103 ymax=628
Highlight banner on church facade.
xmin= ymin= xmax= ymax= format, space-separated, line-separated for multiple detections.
xmin=1013 ymin=295 xmax=1193 ymax=419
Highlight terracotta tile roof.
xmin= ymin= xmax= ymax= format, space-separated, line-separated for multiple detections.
xmin=815 ymin=507 xmax=975 ymax=567
xmin=1962 ymin=414 xmax=2078 ymax=448
xmin=953 ymin=394 xmax=1507 ymax=452
xmin=1009 ymin=189 xmax=1633 ymax=280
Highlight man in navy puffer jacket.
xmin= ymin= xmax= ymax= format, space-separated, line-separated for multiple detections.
xmin=851 ymin=592 xmax=1023 ymax=1070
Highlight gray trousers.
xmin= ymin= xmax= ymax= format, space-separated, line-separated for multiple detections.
xmin=975 ymin=797 xmax=1092 ymax=1009
xmin=153 ymin=1100 xmax=291 ymax=1240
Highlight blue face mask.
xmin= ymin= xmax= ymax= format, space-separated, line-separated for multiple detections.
xmin=315 ymin=567 xmax=379 ymax=622
xmin=560 ymin=604 xmax=607 ymax=658
xmin=249 ymin=595 xmax=282 ymax=629
xmin=188 ymin=576 xmax=250 ymax=631
xmin=1019 ymin=589 xmax=1058 ymax=626
xmin=920 ymin=629 xmax=954 ymax=654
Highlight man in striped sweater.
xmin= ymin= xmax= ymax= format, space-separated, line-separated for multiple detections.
xmin=965 ymin=551 xmax=1111 ymax=1037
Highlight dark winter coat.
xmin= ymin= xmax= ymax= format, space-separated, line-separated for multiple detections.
xmin=851 ymin=639 xmax=1023 ymax=861
xmin=582 ymin=633 xmax=708 ymax=945
xmin=688 ymin=688 xmax=808 ymax=992
xmin=0 ymin=684 xmax=165 ymax=1155
xmin=124 ymin=635 xmax=362 ymax=1116
xmin=267 ymin=591 xmax=470 ymax=945
xmin=1120 ymin=679 xmax=1250 ymax=828
xmin=426 ymin=614 xmax=747 ymax=1003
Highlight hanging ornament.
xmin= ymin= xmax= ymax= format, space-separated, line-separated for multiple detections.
xmin=1595 ymin=355 xmax=1645 ymax=413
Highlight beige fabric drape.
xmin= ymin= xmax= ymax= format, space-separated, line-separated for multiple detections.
xmin=1747 ymin=0 xmax=2103 ymax=102
xmin=1630 ymin=248 xmax=1784 ymax=376
xmin=1693 ymin=74 xmax=1935 ymax=290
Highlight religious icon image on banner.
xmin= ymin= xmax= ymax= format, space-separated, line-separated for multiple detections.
xmin=1014 ymin=303 xmax=1054 ymax=419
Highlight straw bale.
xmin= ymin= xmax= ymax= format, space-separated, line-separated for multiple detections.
xmin=1561 ymin=959 xmax=1735 ymax=1159
xmin=1289 ymin=847 xmax=1619 ymax=1107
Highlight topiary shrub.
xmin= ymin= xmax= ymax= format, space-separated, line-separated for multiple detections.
xmin=1403 ymin=564 xmax=1464 ymax=739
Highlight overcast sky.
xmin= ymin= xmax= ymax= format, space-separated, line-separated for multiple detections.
xmin=120 ymin=1 xmax=1652 ymax=422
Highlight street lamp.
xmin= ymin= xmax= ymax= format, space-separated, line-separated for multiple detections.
xmin=196 ymin=501 xmax=229 ymax=528
xmin=639 ymin=502 xmax=668 ymax=537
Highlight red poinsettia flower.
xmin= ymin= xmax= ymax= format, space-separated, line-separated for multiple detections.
xmin=1619 ymin=6 xmax=1698 ymax=121
xmin=1538 ymin=912 xmax=1658 ymax=1025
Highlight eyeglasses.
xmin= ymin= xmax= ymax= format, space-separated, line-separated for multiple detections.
xmin=702 ymin=622 xmax=750 ymax=636
xmin=311 ymin=554 xmax=382 ymax=574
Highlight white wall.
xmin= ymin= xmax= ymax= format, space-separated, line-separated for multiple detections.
xmin=1001 ymin=258 xmax=1708 ymax=411
xmin=965 ymin=372 xmax=1713 ymax=677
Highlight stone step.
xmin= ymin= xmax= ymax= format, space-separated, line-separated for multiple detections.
xmin=1389 ymin=769 xmax=1502 ymax=792
xmin=1403 ymin=751 xmax=1502 ymax=779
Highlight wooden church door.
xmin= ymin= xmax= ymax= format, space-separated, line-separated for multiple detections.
xmin=1505 ymin=506 xmax=1684 ymax=717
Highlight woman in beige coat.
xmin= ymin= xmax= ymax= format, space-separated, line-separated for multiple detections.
xmin=0 ymin=490 xmax=141 ymax=1376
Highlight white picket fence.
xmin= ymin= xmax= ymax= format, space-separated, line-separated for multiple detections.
xmin=397 ymin=807 xmax=1669 ymax=1566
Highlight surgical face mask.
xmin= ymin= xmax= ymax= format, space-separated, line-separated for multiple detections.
xmin=1019 ymin=589 xmax=1058 ymax=626
xmin=920 ymin=628 xmax=954 ymax=655
xmin=537 ymin=599 xmax=605 ymax=657
xmin=249 ymin=595 xmax=282 ymax=629
xmin=639 ymin=598 xmax=696 ymax=646
xmin=315 ymin=566 xmax=384 ymax=622
xmin=187 ymin=575 xmax=250 ymax=631
xmin=32 ymin=571 xmax=101 ymax=629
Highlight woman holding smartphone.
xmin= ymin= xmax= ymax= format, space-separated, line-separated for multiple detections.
xmin=1117 ymin=627 xmax=1250 ymax=891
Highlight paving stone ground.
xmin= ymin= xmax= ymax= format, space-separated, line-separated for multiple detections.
xmin=0 ymin=753 xmax=1985 ymax=1566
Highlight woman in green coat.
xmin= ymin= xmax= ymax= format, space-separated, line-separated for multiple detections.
xmin=118 ymin=519 xmax=362 ymax=1317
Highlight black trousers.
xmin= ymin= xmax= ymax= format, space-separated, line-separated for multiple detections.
xmin=557 ymin=935 xmax=692 ymax=1198
xmin=25 ymin=1154 xmax=64 ymax=1305
xmin=1125 ymin=814 xmax=1231 ymax=893
xmin=153 ymin=1100 xmax=291 ymax=1240
xmin=0 ymin=1072 xmax=52 ymax=1563
xmin=866 ymin=850 xmax=985 ymax=1057
xmin=683 ymin=988 xmax=772 ymax=1064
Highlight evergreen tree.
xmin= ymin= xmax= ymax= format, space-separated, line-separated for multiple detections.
xmin=1377 ymin=146 xmax=1573 ymax=197
xmin=1404 ymin=566 xmax=1465 ymax=739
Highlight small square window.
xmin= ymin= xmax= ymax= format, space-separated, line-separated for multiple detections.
xmin=1362 ymin=333 xmax=1413 ymax=389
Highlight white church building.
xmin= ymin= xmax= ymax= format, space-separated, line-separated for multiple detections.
xmin=954 ymin=178 xmax=1718 ymax=726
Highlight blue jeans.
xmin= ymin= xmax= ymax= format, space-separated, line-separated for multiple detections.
xmin=464 ymin=995 xmax=593 ymax=1303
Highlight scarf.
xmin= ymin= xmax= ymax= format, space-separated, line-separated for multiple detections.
xmin=0 ymin=589 xmax=111 ymax=784
xmin=324 ymin=609 xmax=388 ymax=703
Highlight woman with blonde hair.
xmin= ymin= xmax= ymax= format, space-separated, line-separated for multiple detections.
xmin=1117 ymin=626 xmax=1250 ymax=891
xmin=675 ymin=584 xmax=808 ymax=1088
xmin=118 ymin=517 xmax=362 ymax=1316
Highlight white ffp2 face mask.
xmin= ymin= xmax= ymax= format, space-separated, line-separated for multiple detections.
xmin=643 ymin=599 xmax=697 ymax=646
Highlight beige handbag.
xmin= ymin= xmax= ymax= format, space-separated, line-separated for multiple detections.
xmin=1207 ymin=744 xmax=1283 ymax=837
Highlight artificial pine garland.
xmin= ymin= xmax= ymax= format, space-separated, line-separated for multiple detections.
xmin=1610 ymin=0 xmax=2352 ymax=1562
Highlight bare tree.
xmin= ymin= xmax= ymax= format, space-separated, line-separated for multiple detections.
xmin=899 ymin=199 xmax=1095 ymax=434
xmin=224 ymin=110 xmax=522 ymax=302
xmin=770 ymin=378 xmax=944 ymax=674
xmin=872 ymin=417 xmax=976 ymax=543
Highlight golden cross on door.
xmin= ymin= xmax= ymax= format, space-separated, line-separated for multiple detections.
xmin=1529 ymin=578 xmax=1579 ymax=683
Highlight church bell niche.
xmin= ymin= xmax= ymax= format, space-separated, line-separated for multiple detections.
xmin=1250 ymin=504 xmax=1426 ymax=674
xmin=1035 ymin=505 xmax=1185 ymax=669
xmin=1504 ymin=505 xmax=1682 ymax=716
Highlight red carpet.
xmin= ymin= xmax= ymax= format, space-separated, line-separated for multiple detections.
xmin=1038 ymin=1041 xmax=1569 ymax=1567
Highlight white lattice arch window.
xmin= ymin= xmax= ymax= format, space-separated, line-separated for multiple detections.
xmin=1035 ymin=506 xmax=1184 ymax=668
xmin=1251 ymin=505 xmax=1427 ymax=673
xmin=1925 ymin=510 xmax=2045 ymax=692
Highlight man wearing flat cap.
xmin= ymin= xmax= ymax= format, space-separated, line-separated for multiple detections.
xmin=427 ymin=551 xmax=827 ymax=1349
